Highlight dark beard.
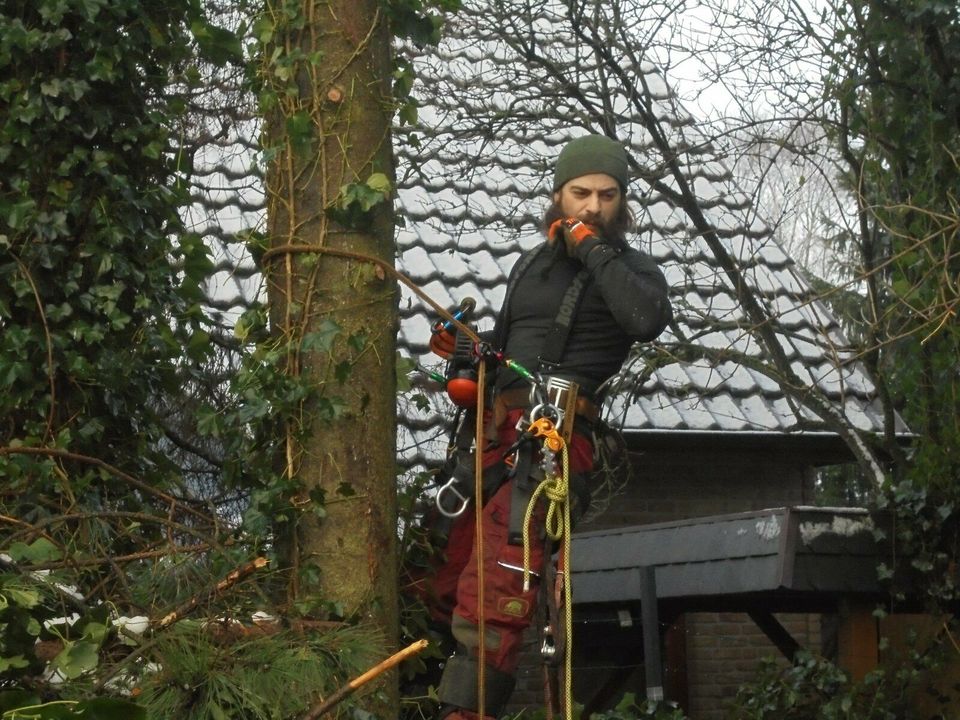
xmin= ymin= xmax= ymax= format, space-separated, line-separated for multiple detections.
xmin=541 ymin=198 xmax=633 ymax=249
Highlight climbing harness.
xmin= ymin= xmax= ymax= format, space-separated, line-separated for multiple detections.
xmin=424 ymin=266 xmax=593 ymax=720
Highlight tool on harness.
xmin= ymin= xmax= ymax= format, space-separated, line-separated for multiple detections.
xmin=429 ymin=296 xmax=476 ymax=359
xmin=434 ymin=407 xmax=488 ymax=519
xmin=434 ymin=401 xmax=512 ymax=520
xmin=444 ymin=331 xmax=481 ymax=408
xmin=434 ymin=354 xmax=544 ymax=520
xmin=439 ymin=296 xmax=475 ymax=332
xmin=530 ymin=377 xmax=579 ymax=444
xmin=501 ymin=376 xmax=579 ymax=550
xmin=540 ymin=623 xmax=557 ymax=660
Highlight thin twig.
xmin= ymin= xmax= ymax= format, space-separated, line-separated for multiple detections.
xmin=0 ymin=446 xmax=214 ymax=525
xmin=156 ymin=556 xmax=269 ymax=630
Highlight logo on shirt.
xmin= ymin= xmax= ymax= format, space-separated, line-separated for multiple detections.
xmin=498 ymin=597 xmax=530 ymax=618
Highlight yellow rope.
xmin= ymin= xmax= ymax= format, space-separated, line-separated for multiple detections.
xmin=520 ymin=424 xmax=574 ymax=720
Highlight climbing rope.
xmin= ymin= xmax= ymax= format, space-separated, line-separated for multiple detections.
xmin=521 ymin=417 xmax=575 ymax=720
xmin=474 ymin=359 xmax=488 ymax=720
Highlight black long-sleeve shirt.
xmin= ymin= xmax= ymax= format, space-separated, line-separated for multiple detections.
xmin=493 ymin=240 xmax=672 ymax=397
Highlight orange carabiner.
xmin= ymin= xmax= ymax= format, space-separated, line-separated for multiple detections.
xmin=528 ymin=417 xmax=564 ymax=453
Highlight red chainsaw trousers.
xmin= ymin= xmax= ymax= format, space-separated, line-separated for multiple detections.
xmin=427 ymin=409 xmax=593 ymax=674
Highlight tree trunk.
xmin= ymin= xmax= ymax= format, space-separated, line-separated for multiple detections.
xmin=262 ymin=0 xmax=399 ymax=711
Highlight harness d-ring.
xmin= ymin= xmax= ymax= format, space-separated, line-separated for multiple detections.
xmin=528 ymin=401 xmax=560 ymax=425
xmin=435 ymin=475 xmax=470 ymax=518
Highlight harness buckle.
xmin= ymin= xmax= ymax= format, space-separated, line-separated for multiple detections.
xmin=540 ymin=624 xmax=557 ymax=660
xmin=533 ymin=377 xmax=580 ymax=443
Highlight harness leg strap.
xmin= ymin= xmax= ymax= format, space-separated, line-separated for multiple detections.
xmin=507 ymin=441 xmax=542 ymax=546
xmin=437 ymin=654 xmax=517 ymax=717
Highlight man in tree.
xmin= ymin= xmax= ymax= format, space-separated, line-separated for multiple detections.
xmin=424 ymin=134 xmax=672 ymax=719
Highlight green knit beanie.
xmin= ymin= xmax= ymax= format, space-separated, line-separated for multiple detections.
xmin=553 ymin=134 xmax=630 ymax=191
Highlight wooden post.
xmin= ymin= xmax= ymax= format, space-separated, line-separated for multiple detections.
xmin=836 ymin=599 xmax=878 ymax=681
xmin=663 ymin=613 xmax=689 ymax=713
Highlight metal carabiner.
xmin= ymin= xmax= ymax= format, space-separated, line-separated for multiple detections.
xmin=435 ymin=476 xmax=470 ymax=518
xmin=528 ymin=402 xmax=560 ymax=425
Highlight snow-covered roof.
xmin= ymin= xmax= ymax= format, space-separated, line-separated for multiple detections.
xmin=393 ymin=0 xmax=905 ymax=466
xmin=187 ymin=0 xmax=906 ymax=470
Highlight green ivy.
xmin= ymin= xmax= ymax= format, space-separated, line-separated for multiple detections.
xmin=0 ymin=0 xmax=254 ymax=707
xmin=0 ymin=0 xmax=206 ymax=468
xmin=728 ymin=647 xmax=954 ymax=720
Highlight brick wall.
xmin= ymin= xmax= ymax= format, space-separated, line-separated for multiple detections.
xmin=684 ymin=612 xmax=821 ymax=719
xmin=504 ymin=442 xmax=826 ymax=718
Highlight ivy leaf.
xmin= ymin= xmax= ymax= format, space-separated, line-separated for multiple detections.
xmin=398 ymin=101 xmax=418 ymax=126
xmin=2 ymin=587 xmax=41 ymax=609
xmin=81 ymin=621 xmax=109 ymax=644
xmin=285 ymin=111 xmax=314 ymax=158
xmin=26 ymin=617 xmax=41 ymax=637
xmin=4 ymin=199 xmax=36 ymax=230
xmin=327 ymin=176 xmax=390 ymax=228
xmin=196 ymin=405 xmax=221 ymax=437
xmin=53 ymin=639 xmax=100 ymax=679
xmin=190 ymin=19 xmax=243 ymax=66
xmin=5 ymin=538 xmax=61 ymax=563
xmin=253 ymin=16 xmax=275 ymax=43
xmin=335 ymin=360 xmax=352 ymax=383
xmin=365 ymin=172 xmax=392 ymax=195
xmin=0 ymin=656 xmax=30 ymax=675
xmin=347 ymin=331 xmax=368 ymax=353
xmin=302 ymin=319 xmax=341 ymax=352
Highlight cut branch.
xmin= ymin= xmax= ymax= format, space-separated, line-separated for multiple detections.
xmin=155 ymin=556 xmax=269 ymax=630
xmin=300 ymin=639 xmax=429 ymax=720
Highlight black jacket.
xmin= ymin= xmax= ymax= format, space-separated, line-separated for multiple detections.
xmin=493 ymin=239 xmax=672 ymax=397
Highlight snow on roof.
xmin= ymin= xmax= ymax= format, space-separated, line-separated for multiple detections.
xmin=393 ymin=0 xmax=905 ymax=466
xmin=188 ymin=0 xmax=905 ymax=470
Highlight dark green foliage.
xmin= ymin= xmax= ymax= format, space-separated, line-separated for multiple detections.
xmin=875 ymin=479 xmax=960 ymax=607
xmin=1 ymin=0 xmax=462 ymax=714
xmin=136 ymin=622 xmax=383 ymax=720
xmin=826 ymin=0 xmax=960 ymax=480
xmin=0 ymin=0 xmax=207 ymax=465
xmin=728 ymin=649 xmax=947 ymax=720
xmin=0 ymin=0 xmax=214 ymax=684
xmin=722 ymin=2 xmax=960 ymax=716
xmin=828 ymin=0 xmax=960 ymax=603
xmin=0 ymin=0 xmax=274 ymax=710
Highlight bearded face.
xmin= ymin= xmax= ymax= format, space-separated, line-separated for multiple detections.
xmin=542 ymin=173 xmax=634 ymax=245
